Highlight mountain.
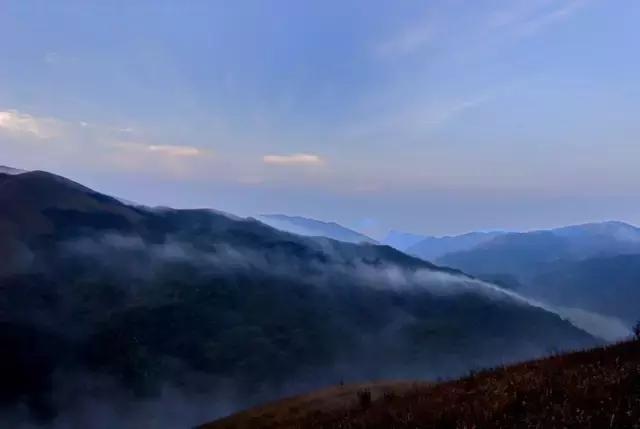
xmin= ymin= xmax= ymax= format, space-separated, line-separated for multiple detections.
xmin=257 ymin=214 xmax=377 ymax=244
xmin=553 ymin=221 xmax=640 ymax=243
xmin=382 ymin=231 xmax=427 ymax=251
xmin=529 ymin=254 xmax=640 ymax=325
xmin=437 ymin=222 xmax=640 ymax=280
xmin=0 ymin=169 xmax=596 ymax=427
xmin=436 ymin=221 xmax=640 ymax=323
xmin=406 ymin=231 xmax=506 ymax=262
xmin=199 ymin=338 xmax=640 ymax=429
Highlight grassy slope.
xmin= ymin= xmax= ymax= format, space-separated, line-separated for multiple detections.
xmin=199 ymin=339 xmax=640 ymax=429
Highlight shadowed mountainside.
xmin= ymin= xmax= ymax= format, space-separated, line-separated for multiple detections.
xmin=435 ymin=222 xmax=640 ymax=323
xmin=530 ymin=254 xmax=640 ymax=325
xmin=437 ymin=222 xmax=640 ymax=282
xmin=0 ymin=169 xmax=597 ymax=427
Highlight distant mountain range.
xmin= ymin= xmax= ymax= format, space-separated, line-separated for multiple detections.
xmin=378 ymin=221 xmax=640 ymax=327
xmin=382 ymin=231 xmax=426 ymax=251
xmin=258 ymin=217 xmax=503 ymax=260
xmin=247 ymin=213 xmax=640 ymax=330
xmin=258 ymin=214 xmax=640 ymax=330
xmin=406 ymin=231 xmax=506 ymax=261
xmin=0 ymin=167 xmax=595 ymax=428
xmin=434 ymin=221 xmax=640 ymax=324
xmin=530 ymin=254 xmax=640 ymax=325
xmin=257 ymin=214 xmax=378 ymax=244
xmin=383 ymin=229 xmax=509 ymax=263
xmin=438 ymin=221 xmax=640 ymax=277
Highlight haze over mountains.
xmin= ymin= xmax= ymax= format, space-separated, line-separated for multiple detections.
xmin=263 ymin=213 xmax=640 ymax=328
xmin=435 ymin=222 xmax=640 ymax=324
xmin=382 ymin=231 xmax=426 ymax=252
xmin=405 ymin=231 xmax=507 ymax=262
xmin=383 ymin=230 xmax=507 ymax=258
xmin=0 ymin=167 xmax=599 ymax=428
xmin=438 ymin=221 xmax=640 ymax=279
xmin=256 ymin=214 xmax=377 ymax=245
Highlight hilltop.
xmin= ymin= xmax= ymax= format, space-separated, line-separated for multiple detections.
xmin=199 ymin=339 xmax=640 ymax=429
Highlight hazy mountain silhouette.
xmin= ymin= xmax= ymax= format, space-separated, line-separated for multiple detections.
xmin=436 ymin=222 xmax=640 ymax=280
xmin=407 ymin=231 xmax=506 ymax=262
xmin=257 ymin=214 xmax=378 ymax=244
xmin=0 ymin=168 xmax=596 ymax=427
xmin=435 ymin=222 xmax=640 ymax=323
xmin=383 ymin=231 xmax=427 ymax=251
xmin=528 ymin=254 xmax=640 ymax=325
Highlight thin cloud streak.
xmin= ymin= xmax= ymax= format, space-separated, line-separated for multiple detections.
xmin=148 ymin=145 xmax=203 ymax=157
xmin=494 ymin=0 xmax=589 ymax=37
xmin=0 ymin=108 xmax=209 ymax=177
xmin=263 ymin=154 xmax=325 ymax=166
xmin=375 ymin=0 xmax=588 ymax=59
xmin=344 ymin=94 xmax=493 ymax=141
xmin=0 ymin=110 xmax=65 ymax=140
xmin=375 ymin=21 xmax=434 ymax=58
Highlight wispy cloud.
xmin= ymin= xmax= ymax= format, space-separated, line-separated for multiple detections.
xmin=112 ymin=141 xmax=206 ymax=158
xmin=376 ymin=1 xmax=588 ymax=60
xmin=489 ymin=0 xmax=588 ymax=37
xmin=408 ymin=96 xmax=491 ymax=130
xmin=263 ymin=153 xmax=325 ymax=166
xmin=375 ymin=22 xmax=434 ymax=58
xmin=345 ymin=94 xmax=492 ymax=141
xmin=105 ymin=141 xmax=211 ymax=178
xmin=520 ymin=0 xmax=587 ymax=36
xmin=362 ymin=0 xmax=589 ymax=145
xmin=0 ymin=109 xmax=206 ymax=159
xmin=0 ymin=108 xmax=210 ymax=177
xmin=0 ymin=110 xmax=65 ymax=139
xmin=147 ymin=144 xmax=202 ymax=157
xmin=44 ymin=51 xmax=60 ymax=65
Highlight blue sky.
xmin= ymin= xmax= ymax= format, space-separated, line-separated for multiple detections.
xmin=2 ymin=0 xmax=640 ymax=237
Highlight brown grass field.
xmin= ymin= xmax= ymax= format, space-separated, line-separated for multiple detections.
xmin=198 ymin=339 xmax=640 ymax=429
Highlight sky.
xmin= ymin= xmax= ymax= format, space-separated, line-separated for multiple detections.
xmin=2 ymin=0 xmax=640 ymax=237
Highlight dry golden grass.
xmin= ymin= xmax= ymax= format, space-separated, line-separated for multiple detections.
xmin=199 ymin=339 xmax=640 ymax=429
xmin=197 ymin=381 xmax=429 ymax=429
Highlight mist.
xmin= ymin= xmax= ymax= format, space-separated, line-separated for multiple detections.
xmin=65 ymin=231 xmax=628 ymax=341
xmin=0 ymin=222 xmax=604 ymax=428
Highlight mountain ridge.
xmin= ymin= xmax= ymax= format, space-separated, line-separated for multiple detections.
xmin=0 ymin=168 xmax=597 ymax=427
xmin=257 ymin=214 xmax=378 ymax=244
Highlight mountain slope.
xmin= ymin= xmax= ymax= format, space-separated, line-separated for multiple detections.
xmin=0 ymin=169 xmax=596 ymax=427
xmin=382 ymin=231 xmax=427 ymax=251
xmin=435 ymin=222 xmax=640 ymax=323
xmin=257 ymin=214 xmax=377 ymax=244
xmin=530 ymin=254 xmax=640 ymax=325
xmin=437 ymin=222 xmax=640 ymax=280
xmin=199 ymin=339 xmax=640 ymax=429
